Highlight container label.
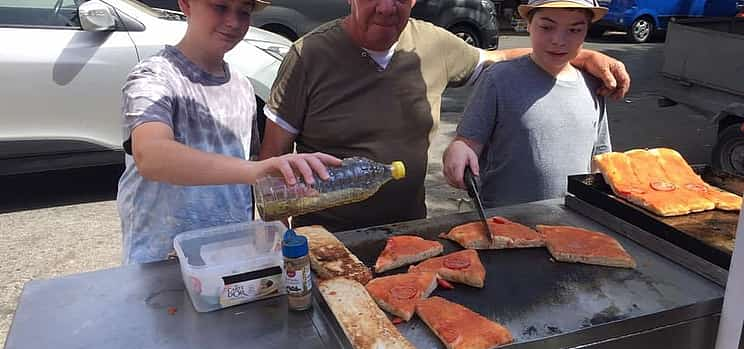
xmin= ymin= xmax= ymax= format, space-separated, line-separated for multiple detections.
xmin=219 ymin=273 xmax=284 ymax=307
xmin=285 ymin=264 xmax=312 ymax=295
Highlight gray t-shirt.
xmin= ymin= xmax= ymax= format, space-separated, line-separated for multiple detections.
xmin=117 ymin=45 xmax=256 ymax=264
xmin=457 ymin=55 xmax=611 ymax=208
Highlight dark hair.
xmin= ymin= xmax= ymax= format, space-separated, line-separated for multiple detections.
xmin=526 ymin=8 xmax=593 ymax=23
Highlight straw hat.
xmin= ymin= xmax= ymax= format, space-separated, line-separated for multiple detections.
xmin=518 ymin=0 xmax=608 ymax=23
xmin=254 ymin=0 xmax=271 ymax=11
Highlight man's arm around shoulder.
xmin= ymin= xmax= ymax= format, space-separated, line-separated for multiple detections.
xmin=479 ymin=47 xmax=630 ymax=100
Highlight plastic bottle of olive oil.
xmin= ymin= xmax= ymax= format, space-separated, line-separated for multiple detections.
xmin=255 ymin=157 xmax=406 ymax=221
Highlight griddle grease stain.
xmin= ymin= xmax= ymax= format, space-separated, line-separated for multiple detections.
xmin=588 ymin=305 xmax=625 ymax=325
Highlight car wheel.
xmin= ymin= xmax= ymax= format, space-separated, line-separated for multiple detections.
xmin=712 ymin=123 xmax=744 ymax=175
xmin=628 ymin=16 xmax=654 ymax=43
xmin=450 ymin=24 xmax=482 ymax=48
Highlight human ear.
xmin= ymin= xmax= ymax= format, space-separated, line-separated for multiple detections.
xmin=178 ymin=0 xmax=192 ymax=16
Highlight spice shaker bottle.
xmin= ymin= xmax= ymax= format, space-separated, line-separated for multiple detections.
xmin=282 ymin=229 xmax=312 ymax=311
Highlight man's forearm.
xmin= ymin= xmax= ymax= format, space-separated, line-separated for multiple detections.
xmin=571 ymin=48 xmax=595 ymax=70
xmin=259 ymin=120 xmax=296 ymax=160
xmin=571 ymin=48 xmax=610 ymax=71
xmin=484 ymin=47 xmax=604 ymax=70
xmin=482 ymin=48 xmax=532 ymax=64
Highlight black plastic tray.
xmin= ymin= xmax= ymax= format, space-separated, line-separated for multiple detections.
xmin=567 ymin=168 xmax=739 ymax=269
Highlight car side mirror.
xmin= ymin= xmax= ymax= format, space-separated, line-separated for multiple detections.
xmin=79 ymin=0 xmax=117 ymax=31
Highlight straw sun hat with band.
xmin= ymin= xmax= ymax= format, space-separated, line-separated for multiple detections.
xmin=253 ymin=0 xmax=271 ymax=11
xmin=518 ymin=0 xmax=608 ymax=23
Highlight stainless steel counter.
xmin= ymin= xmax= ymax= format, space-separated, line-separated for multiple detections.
xmin=3 ymin=198 xmax=729 ymax=349
xmin=4 ymin=259 xmax=340 ymax=349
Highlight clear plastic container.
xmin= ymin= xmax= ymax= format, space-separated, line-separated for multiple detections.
xmin=173 ymin=221 xmax=287 ymax=312
xmin=254 ymin=157 xmax=405 ymax=221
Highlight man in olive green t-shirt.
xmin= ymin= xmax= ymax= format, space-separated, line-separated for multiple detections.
xmin=259 ymin=0 xmax=630 ymax=233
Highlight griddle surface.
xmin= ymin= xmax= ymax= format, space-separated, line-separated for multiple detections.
xmin=329 ymin=200 xmax=723 ymax=348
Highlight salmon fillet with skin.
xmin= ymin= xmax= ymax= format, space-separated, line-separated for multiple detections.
xmin=625 ymin=149 xmax=705 ymax=215
xmin=416 ymin=296 xmax=513 ymax=349
xmin=593 ymin=152 xmax=646 ymax=197
xmin=650 ymin=148 xmax=741 ymax=210
xmin=374 ymin=235 xmax=444 ymax=273
xmin=365 ymin=271 xmax=438 ymax=321
xmin=408 ymin=249 xmax=486 ymax=288
xmin=537 ymin=225 xmax=636 ymax=268
xmin=594 ymin=148 xmax=741 ymax=216
xmin=592 ymin=151 xmax=676 ymax=214
xmin=439 ymin=217 xmax=544 ymax=249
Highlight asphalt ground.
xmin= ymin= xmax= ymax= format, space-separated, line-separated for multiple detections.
xmin=0 ymin=33 xmax=718 ymax=347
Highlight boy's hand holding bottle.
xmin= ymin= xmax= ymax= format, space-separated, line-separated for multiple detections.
xmin=253 ymin=152 xmax=342 ymax=186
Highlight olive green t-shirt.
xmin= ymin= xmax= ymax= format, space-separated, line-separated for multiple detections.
xmin=266 ymin=18 xmax=481 ymax=232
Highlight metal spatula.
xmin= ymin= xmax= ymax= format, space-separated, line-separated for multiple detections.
xmin=464 ymin=166 xmax=494 ymax=244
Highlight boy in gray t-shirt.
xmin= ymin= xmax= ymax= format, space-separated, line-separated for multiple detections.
xmin=443 ymin=0 xmax=611 ymax=208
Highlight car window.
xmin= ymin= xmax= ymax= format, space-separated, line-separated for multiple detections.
xmin=120 ymin=0 xmax=161 ymax=18
xmin=0 ymin=0 xmax=82 ymax=28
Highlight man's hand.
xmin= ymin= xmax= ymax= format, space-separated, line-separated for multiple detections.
xmin=443 ymin=138 xmax=481 ymax=190
xmin=573 ymin=49 xmax=631 ymax=100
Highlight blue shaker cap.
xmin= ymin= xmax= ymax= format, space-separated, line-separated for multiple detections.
xmin=282 ymin=229 xmax=308 ymax=258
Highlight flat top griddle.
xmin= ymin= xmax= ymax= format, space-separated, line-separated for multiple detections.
xmin=567 ymin=166 xmax=740 ymax=269
xmin=315 ymin=199 xmax=725 ymax=349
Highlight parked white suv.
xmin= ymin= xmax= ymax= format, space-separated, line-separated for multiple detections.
xmin=0 ymin=0 xmax=290 ymax=175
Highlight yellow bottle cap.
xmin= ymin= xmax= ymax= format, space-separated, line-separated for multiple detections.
xmin=391 ymin=161 xmax=405 ymax=180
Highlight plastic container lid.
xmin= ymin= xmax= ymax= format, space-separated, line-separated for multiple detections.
xmin=282 ymin=229 xmax=308 ymax=258
xmin=174 ymin=221 xmax=284 ymax=269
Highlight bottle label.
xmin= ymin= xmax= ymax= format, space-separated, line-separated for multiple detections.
xmin=219 ymin=273 xmax=284 ymax=307
xmin=285 ymin=264 xmax=312 ymax=295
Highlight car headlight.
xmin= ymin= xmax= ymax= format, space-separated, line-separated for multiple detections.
xmin=247 ymin=40 xmax=290 ymax=60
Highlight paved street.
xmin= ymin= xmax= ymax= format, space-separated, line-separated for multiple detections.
xmin=0 ymin=33 xmax=719 ymax=346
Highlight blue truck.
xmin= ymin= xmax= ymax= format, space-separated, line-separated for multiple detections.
xmin=592 ymin=0 xmax=742 ymax=42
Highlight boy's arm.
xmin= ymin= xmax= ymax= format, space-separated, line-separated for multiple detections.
xmin=132 ymin=122 xmax=339 ymax=186
xmin=132 ymin=122 xmax=258 ymax=185
xmin=443 ymin=68 xmax=499 ymax=189
xmin=481 ymin=48 xmax=630 ymax=100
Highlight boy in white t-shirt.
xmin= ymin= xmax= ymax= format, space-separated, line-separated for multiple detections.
xmin=118 ymin=0 xmax=340 ymax=264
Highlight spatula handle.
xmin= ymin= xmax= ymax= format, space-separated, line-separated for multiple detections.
xmin=464 ymin=166 xmax=478 ymax=198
